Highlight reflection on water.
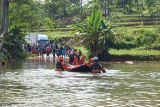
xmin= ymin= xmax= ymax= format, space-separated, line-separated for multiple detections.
xmin=0 ymin=58 xmax=160 ymax=107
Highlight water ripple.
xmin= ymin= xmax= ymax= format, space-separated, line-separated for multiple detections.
xmin=0 ymin=61 xmax=160 ymax=107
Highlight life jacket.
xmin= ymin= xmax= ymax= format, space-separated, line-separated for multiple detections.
xmin=56 ymin=56 xmax=68 ymax=71
xmin=56 ymin=61 xmax=64 ymax=70
xmin=73 ymin=55 xmax=79 ymax=65
xmin=79 ymin=55 xmax=86 ymax=64
xmin=83 ymin=58 xmax=93 ymax=68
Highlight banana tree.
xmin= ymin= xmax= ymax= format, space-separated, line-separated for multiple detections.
xmin=98 ymin=20 xmax=115 ymax=60
xmin=74 ymin=9 xmax=115 ymax=60
xmin=75 ymin=9 xmax=103 ymax=57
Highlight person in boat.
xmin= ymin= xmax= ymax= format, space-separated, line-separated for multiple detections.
xmin=68 ymin=51 xmax=74 ymax=65
xmin=83 ymin=58 xmax=94 ymax=68
xmin=72 ymin=49 xmax=80 ymax=65
xmin=68 ymin=56 xmax=106 ymax=73
xmin=91 ymin=56 xmax=106 ymax=73
xmin=55 ymin=56 xmax=67 ymax=71
xmin=79 ymin=55 xmax=86 ymax=64
xmin=68 ymin=49 xmax=80 ymax=65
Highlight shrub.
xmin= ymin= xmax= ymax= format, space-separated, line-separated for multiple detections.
xmin=2 ymin=27 xmax=26 ymax=59
xmin=136 ymin=30 xmax=157 ymax=47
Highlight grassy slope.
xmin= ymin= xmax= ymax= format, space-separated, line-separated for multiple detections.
xmin=46 ymin=30 xmax=76 ymax=40
xmin=44 ymin=24 xmax=160 ymax=61
xmin=110 ymin=25 xmax=160 ymax=60
xmin=110 ymin=49 xmax=160 ymax=56
xmin=113 ymin=25 xmax=157 ymax=37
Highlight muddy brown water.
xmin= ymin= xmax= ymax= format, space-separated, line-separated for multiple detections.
xmin=0 ymin=57 xmax=160 ymax=107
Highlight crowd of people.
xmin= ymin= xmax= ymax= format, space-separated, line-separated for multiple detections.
xmin=25 ymin=42 xmax=106 ymax=73
xmin=25 ymin=43 xmax=82 ymax=58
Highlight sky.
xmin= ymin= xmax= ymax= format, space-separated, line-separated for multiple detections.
xmin=83 ymin=0 xmax=91 ymax=5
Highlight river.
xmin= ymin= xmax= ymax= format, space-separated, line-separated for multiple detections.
xmin=0 ymin=57 xmax=160 ymax=107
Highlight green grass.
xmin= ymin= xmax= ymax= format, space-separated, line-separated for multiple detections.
xmin=112 ymin=21 xmax=144 ymax=26
xmin=110 ymin=49 xmax=160 ymax=56
xmin=114 ymin=25 xmax=157 ymax=35
xmin=71 ymin=47 xmax=160 ymax=58
xmin=45 ymin=30 xmax=76 ymax=40
xmin=113 ymin=25 xmax=159 ymax=42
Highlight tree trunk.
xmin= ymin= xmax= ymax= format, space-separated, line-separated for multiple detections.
xmin=121 ymin=0 xmax=125 ymax=8
xmin=80 ymin=0 xmax=83 ymax=15
xmin=0 ymin=0 xmax=9 ymax=38
xmin=107 ymin=0 xmax=110 ymax=18
xmin=92 ymin=33 xmax=99 ymax=57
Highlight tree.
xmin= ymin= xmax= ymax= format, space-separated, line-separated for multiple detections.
xmin=3 ymin=27 xmax=26 ymax=59
xmin=74 ymin=1 xmax=115 ymax=60
xmin=97 ymin=0 xmax=110 ymax=18
xmin=9 ymin=0 xmax=49 ymax=31
xmin=1 ymin=0 xmax=49 ymax=59
xmin=0 ymin=0 xmax=9 ymax=38
xmin=74 ymin=10 xmax=102 ymax=56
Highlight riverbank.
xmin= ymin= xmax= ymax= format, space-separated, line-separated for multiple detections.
xmin=109 ymin=49 xmax=160 ymax=61
xmin=73 ymin=47 xmax=160 ymax=61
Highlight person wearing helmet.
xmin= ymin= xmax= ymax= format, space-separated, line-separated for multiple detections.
xmin=91 ymin=56 xmax=106 ymax=73
xmin=93 ymin=56 xmax=98 ymax=62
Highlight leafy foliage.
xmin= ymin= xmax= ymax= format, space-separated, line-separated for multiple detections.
xmin=110 ymin=49 xmax=160 ymax=56
xmin=1 ymin=0 xmax=160 ymax=60
xmin=2 ymin=27 xmax=26 ymax=59
xmin=74 ymin=6 xmax=115 ymax=60
xmin=113 ymin=26 xmax=160 ymax=50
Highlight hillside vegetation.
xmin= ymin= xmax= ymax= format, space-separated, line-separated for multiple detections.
xmin=0 ymin=0 xmax=160 ymax=60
